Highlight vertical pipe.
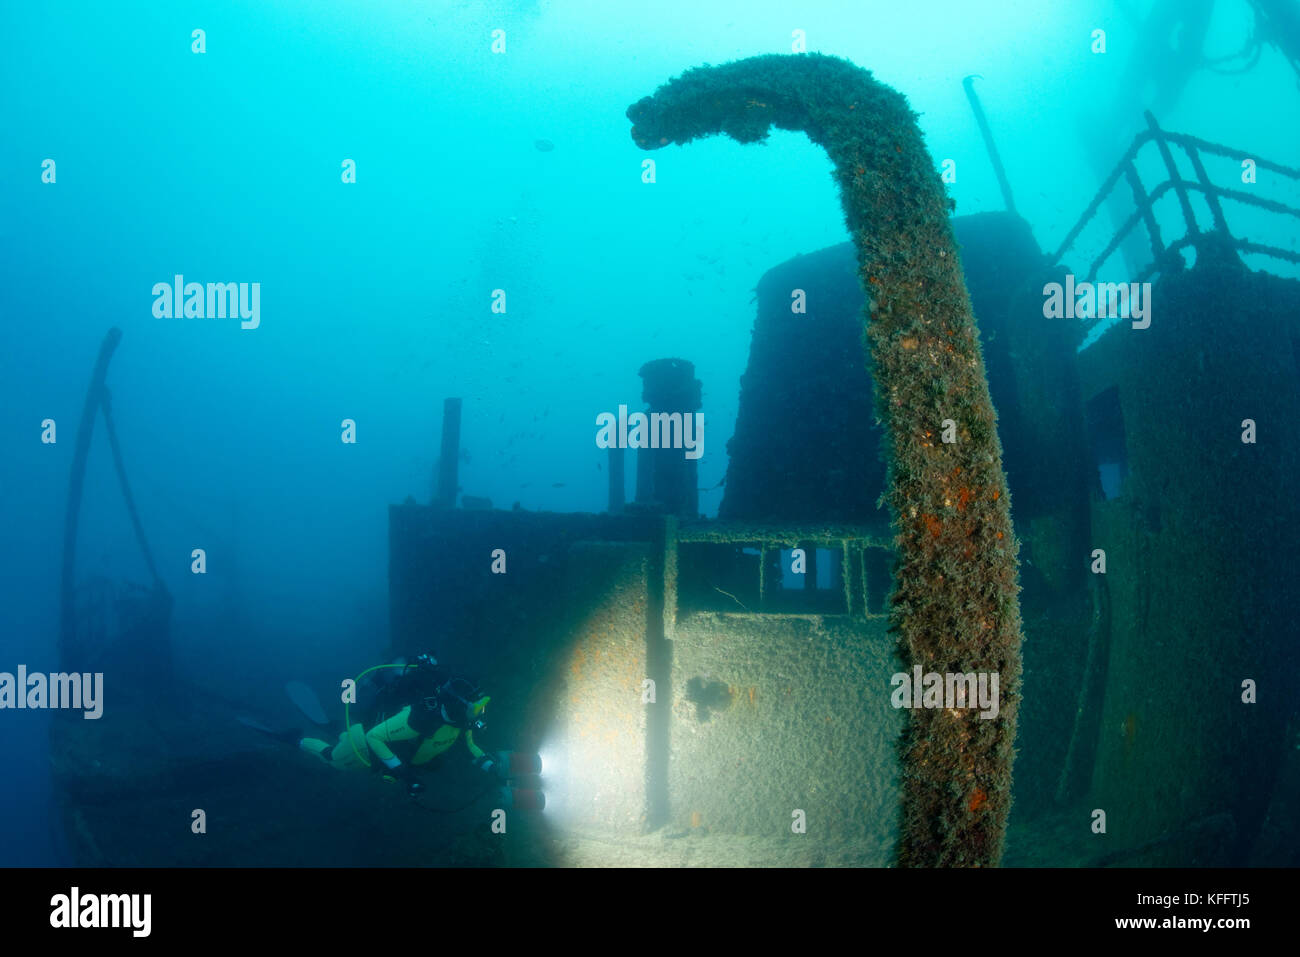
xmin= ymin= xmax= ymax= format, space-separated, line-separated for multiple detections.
xmin=662 ymin=516 xmax=678 ymax=642
xmin=962 ymin=75 xmax=1017 ymax=216
xmin=437 ymin=397 xmax=462 ymax=507
xmin=637 ymin=358 xmax=702 ymax=518
xmin=635 ymin=441 xmax=654 ymax=504
xmin=608 ymin=445 xmax=625 ymax=514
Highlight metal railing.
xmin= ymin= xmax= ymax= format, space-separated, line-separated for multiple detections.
xmin=1052 ymin=111 xmax=1300 ymax=287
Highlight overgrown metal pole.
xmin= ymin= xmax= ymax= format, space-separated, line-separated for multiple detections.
xmin=628 ymin=53 xmax=1024 ymax=866
xmin=436 ymin=397 xmax=462 ymax=507
xmin=961 ymin=75 xmax=1017 ymax=215
xmin=59 ymin=328 xmax=122 ymax=665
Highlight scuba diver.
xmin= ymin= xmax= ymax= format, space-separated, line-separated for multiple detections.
xmin=298 ymin=653 xmax=500 ymax=794
xmin=243 ymin=653 xmax=544 ymax=810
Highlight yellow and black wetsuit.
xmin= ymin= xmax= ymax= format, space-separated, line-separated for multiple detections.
xmin=300 ymin=695 xmax=490 ymax=774
xmin=365 ymin=704 xmax=487 ymax=767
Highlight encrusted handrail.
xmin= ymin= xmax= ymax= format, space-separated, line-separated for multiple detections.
xmin=1052 ymin=115 xmax=1300 ymax=286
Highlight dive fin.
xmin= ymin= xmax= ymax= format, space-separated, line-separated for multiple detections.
xmin=236 ymin=715 xmax=301 ymax=746
xmin=235 ymin=715 xmax=276 ymax=735
xmin=286 ymin=680 xmax=329 ymax=726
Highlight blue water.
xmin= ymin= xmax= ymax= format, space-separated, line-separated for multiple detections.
xmin=2 ymin=1 xmax=1295 ymax=865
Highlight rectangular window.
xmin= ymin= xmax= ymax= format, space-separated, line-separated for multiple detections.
xmin=767 ymin=546 xmax=846 ymax=614
xmin=863 ymin=547 xmax=892 ymax=616
xmin=677 ymin=543 xmax=761 ymax=614
xmin=676 ymin=543 xmax=850 ymax=616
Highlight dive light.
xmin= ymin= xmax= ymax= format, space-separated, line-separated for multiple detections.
xmin=496 ymin=751 xmax=543 ymax=778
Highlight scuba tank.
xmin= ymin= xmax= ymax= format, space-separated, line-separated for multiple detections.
xmin=355 ymin=655 xmax=446 ymax=728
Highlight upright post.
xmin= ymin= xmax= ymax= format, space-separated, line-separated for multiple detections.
xmin=437 ymin=397 xmax=462 ymax=507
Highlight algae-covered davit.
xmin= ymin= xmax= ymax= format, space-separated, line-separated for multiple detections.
xmin=628 ymin=53 xmax=1024 ymax=867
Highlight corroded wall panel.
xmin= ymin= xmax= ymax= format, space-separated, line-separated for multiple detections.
xmin=668 ymin=613 xmax=903 ymax=865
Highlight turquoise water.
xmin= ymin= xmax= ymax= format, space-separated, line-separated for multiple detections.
xmin=2 ymin=1 xmax=1296 ymax=866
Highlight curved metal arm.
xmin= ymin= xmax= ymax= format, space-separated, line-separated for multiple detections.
xmin=628 ymin=53 xmax=1024 ymax=867
xmin=60 ymin=328 xmax=123 ymax=664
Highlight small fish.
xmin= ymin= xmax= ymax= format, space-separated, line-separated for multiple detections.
xmin=534 ymin=138 xmax=555 ymax=152
xmin=552 ymin=482 xmax=566 ymax=488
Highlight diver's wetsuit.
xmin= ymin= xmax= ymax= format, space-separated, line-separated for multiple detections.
xmin=299 ymin=671 xmax=488 ymax=773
